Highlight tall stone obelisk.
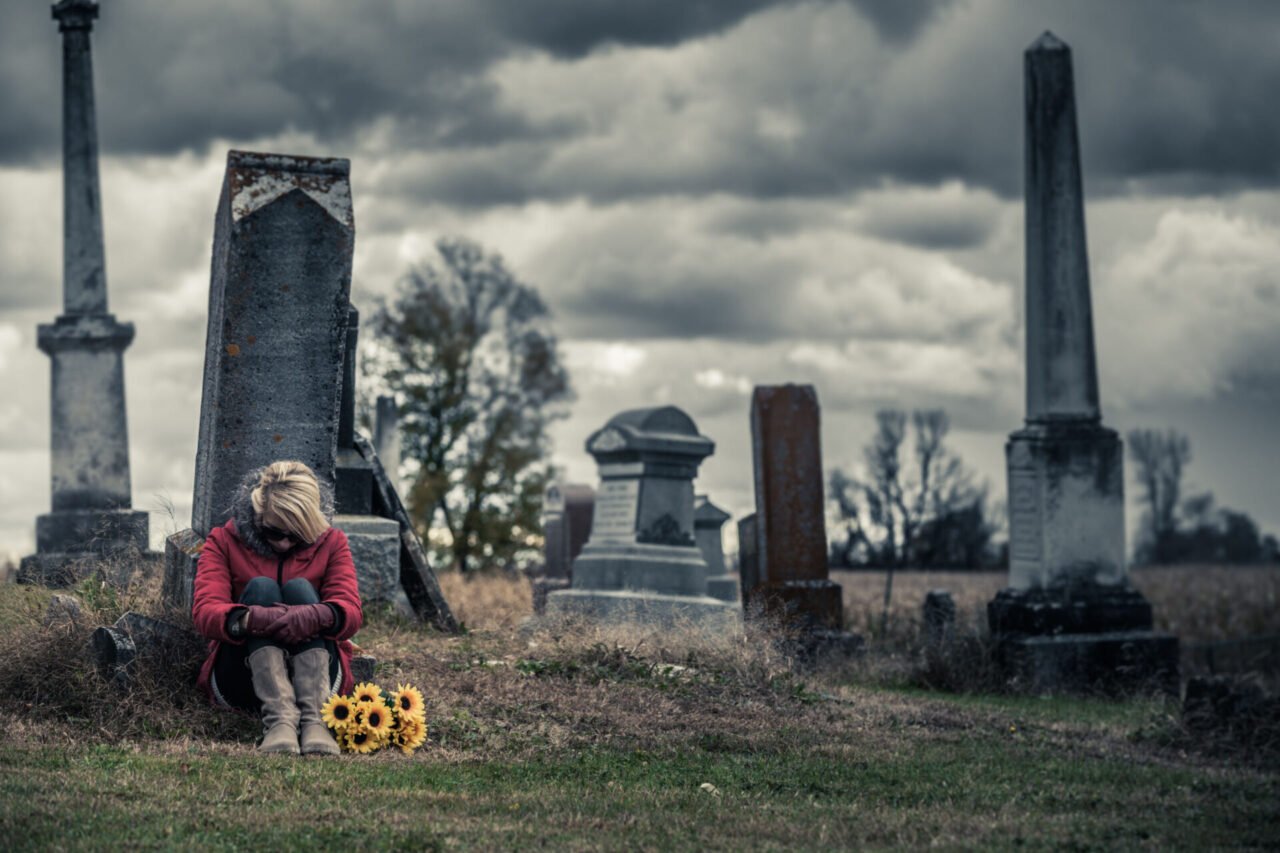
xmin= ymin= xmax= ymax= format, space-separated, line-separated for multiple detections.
xmin=987 ymin=33 xmax=1176 ymax=693
xmin=20 ymin=0 xmax=149 ymax=586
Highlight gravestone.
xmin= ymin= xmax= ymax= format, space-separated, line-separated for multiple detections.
xmin=545 ymin=407 xmax=739 ymax=628
xmin=161 ymin=150 xmax=356 ymax=614
xmin=20 ymin=0 xmax=149 ymax=586
xmin=353 ymin=433 xmax=458 ymax=632
xmin=986 ymin=33 xmax=1177 ymax=693
xmin=748 ymin=385 xmax=844 ymax=631
xmin=331 ymin=307 xmax=412 ymax=616
xmin=695 ymin=496 xmax=739 ymax=603
xmin=922 ymin=589 xmax=957 ymax=663
xmin=373 ymin=395 xmax=401 ymax=488
xmin=532 ymin=481 xmax=595 ymax=614
xmin=737 ymin=513 xmax=760 ymax=605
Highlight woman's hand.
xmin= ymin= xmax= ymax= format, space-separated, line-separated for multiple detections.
xmin=244 ymin=604 xmax=289 ymax=637
xmin=267 ymin=603 xmax=336 ymax=645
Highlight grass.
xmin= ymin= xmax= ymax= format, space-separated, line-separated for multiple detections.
xmin=0 ymin=566 xmax=1277 ymax=849
xmin=2 ymin=705 xmax=1275 ymax=850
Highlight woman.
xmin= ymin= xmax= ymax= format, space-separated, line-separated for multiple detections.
xmin=192 ymin=460 xmax=363 ymax=755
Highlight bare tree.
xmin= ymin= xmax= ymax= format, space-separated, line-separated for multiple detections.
xmin=1127 ymin=428 xmax=1191 ymax=564
xmin=830 ymin=409 xmax=992 ymax=636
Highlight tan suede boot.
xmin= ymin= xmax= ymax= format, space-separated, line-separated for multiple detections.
xmin=248 ymin=646 xmax=300 ymax=754
xmin=291 ymin=647 xmax=341 ymax=756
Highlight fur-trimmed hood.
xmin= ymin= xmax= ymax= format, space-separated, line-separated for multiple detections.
xmin=227 ymin=465 xmax=336 ymax=558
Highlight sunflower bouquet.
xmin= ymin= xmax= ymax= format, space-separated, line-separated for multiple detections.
xmin=321 ymin=682 xmax=427 ymax=755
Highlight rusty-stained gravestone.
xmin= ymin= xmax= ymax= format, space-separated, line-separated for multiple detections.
xmin=748 ymin=385 xmax=844 ymax=630
xmin=986 ymin=34 xmax=1177 ymax=693
xmin=161 ymin=150 xmax=356 ymax=614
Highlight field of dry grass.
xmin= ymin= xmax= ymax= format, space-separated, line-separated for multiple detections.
xmin=0 ymin=564 xmax=1276 ymax=848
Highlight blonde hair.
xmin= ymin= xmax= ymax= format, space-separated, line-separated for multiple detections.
xmin=250 ymin=460 xmax=329 ymax=544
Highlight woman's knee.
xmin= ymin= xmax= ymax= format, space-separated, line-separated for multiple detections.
xmin=281 ymin=577 xmax=320 ymax=605
xmin=240 ymin=576 xmax=282 ymax=605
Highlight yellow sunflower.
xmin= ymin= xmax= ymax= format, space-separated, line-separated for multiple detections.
xmin=360 ymin=699 xmax=393 ymax=740
xmin=351 ymin=682 xmax=382 ymax=705
xmin=345 ymin=728 xmax=378 ymax=755
xmin=395 ymin=714 xmax=428 ymax=754
xmin=391 ymin=684 xmax=425 ymax=720
xmin=321 ymin=694 xmax=356 ymax=732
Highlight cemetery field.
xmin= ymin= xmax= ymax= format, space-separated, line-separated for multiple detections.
xmin=0 ymin=570 xmax=1277 ymax=850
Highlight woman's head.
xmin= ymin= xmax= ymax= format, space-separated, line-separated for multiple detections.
xmin=250 ymin=460 xmax=329 ymax=550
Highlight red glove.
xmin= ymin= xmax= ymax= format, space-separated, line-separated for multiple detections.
xmin=244 ymin=604 xmax=288 ymax=637
xmin=267 ymin=603 xmax=336 ymax=645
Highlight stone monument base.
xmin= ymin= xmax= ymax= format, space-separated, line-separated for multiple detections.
xmin=989 ymin=584 xmax=1178 ymax=694
xmin=997 ymin=631 xmax=1179 ymax=695
xmin=18 ymin=552 xmax=98 ymax=587
xmin=988 ymin=583 xmax=1154 ymax=635
xmin=545 ymin=588 xmax=741 ymax=631
xmin=20 ymin=508 xmax=151 ymax=587
xmin=333 ymin=514 xmax=413 ymax=617
xmin=746 ymin=579 xmax=844 ymax=631
xmin=572 ymin=542 xmax=714 ymax=598
xmin=706 ymin=574 xmax=740 ymax=603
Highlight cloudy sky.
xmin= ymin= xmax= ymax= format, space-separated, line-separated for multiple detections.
xmin=2 ymin=0 xmax=1279 ymax=562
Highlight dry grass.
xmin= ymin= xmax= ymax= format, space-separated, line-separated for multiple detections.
xmin=0 ymin=560 xmax=1274 ymax=758
xmin=0 ymin=563 xmax=1277 ymax=848
xmin=836 ymin=565 xmax=1280 ymax=649
xmin=436 ymin=569 xmax=533 ymax=631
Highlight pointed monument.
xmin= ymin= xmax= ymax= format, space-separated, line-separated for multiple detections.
xmin=987 ymin=33 xmax=1177 ymax=693
xmin=20 ymin=0 xmax=149 ymax=586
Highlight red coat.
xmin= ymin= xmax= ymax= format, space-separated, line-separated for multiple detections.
xmin=192 ymin=520 xmax=364 ymax=704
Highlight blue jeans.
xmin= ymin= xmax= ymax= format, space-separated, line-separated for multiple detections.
xmin=210 ymin=577 xmax=340 ymax=711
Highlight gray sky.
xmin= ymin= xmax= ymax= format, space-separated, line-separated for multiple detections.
xmin=2 ymin=0 xmax=1279 ymax=560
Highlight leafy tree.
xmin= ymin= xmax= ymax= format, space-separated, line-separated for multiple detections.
xmin=366 ymin=237 xmax=572 ymax=573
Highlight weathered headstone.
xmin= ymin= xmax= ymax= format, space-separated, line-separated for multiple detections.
xmin=696 ymin=496 xmax=739 ymax=603
xmin=545 ymin=407 xmax=739 ymax=628
xmin=987 ymin=33 xmax=1177 ymax=693
xmin=922 ymin=589 xmax=956 ymax=661
xmin=737 ymin=513 xmax=760 ymax=604
xmin=532 ymin=481 xmax=595 ymax=614
xmin=331 ymin=307 xmax=412 ymax=616
xmin=748 ymin=385 xmax=844 ymax=631
xmin=161 ymin=150 xmax=356 ymax=614
xmin=20 ymin=0 xmax=149 ymax=586
xmin=373 ymin=395 xmax=401 ymax=487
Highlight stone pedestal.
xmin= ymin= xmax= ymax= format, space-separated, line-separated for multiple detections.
xmin=1006 ymin=422 xmax=1125 ymax=589
xmin=333 ymin=514 xmax=413 ymax=616
xmin=748 ymin=385 xmax=844 ymax=632
xmin=546 ymin=407 xmax=739 ymax=629
xmin=986 ymin=34 xmax=1176 ymax=693
xmin=162 ymin=150 xmax=355 ymax=613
